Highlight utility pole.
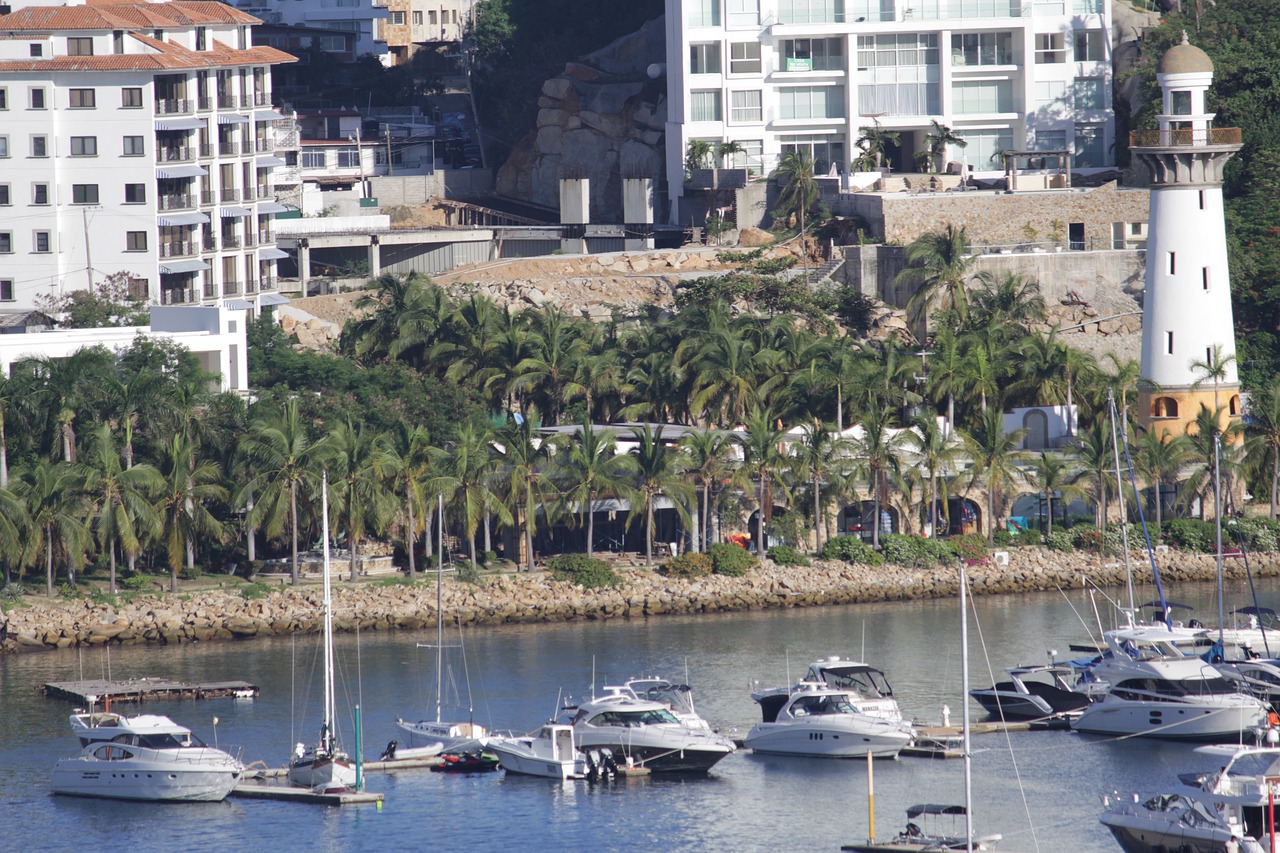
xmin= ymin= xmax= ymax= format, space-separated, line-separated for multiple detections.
xmin=385 ymin=126 xmax=394 ymax=176
xmin=81 ymin=206 xmax=94 ymax=295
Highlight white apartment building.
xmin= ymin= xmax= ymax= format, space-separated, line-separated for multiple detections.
xmin=232 ymin=0 xmax=388 ymax=63
xmin=0 ymin=0 xmax=298 ymax=313
xmin=664 ymin=0 xmax=1114 ymax=221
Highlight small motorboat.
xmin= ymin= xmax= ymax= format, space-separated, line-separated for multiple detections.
xmin=378 ymin=739 xmax=444 ymax=762
xmin=970 ymin=662 xmax=1091 ymax=720
xmin=488 ymin=724 xmax=586 ymax=780
xmin=558 ymin=692 xmax=736 ymax=774
xmin=753 ymin=657 xmax=907 ymax=723
xmin=841 ymin=804 xmax=1002 ymax=851
xmin=431 ymin=751 xmax=499 ymax=773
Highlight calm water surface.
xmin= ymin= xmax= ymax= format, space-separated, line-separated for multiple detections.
xmin=3 ymin=573 xmax=1272 ymax=852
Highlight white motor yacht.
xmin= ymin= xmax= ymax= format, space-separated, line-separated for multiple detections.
xmin=1101 ymin=746 xmax=1280 ymax=853
xmin=609 ymin=677 xmax=711 ymax=731
xmin=52 ymin=711 xmax=243 ymax=801
xmin=753 ymin=658 xmax=906 ymax=723
xmin=746 ymin=681 xmax=915 ymax=758
xmin=1072 ymin=629 xmax=1267 ymax=740
xmin=488 ymin=724 xmax=586 ymax=780
xmin=558 ymin=692 xmax=736 ymax=773
xmin=970 ymin=663 xmax=1091 ymax=721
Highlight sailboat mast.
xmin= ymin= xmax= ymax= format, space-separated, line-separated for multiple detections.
xmin=322 ymin=471 xmax=335 ymax=754
xmin=1107 ymin=390 xmax=1136 ymax=623
xmin=1215 ymin=433 xmax=1224 ymax=649
xmin=959 ymin=560 xmax=973 ymax=853
xmin=436 ymin=492 xmax=443 ymax=726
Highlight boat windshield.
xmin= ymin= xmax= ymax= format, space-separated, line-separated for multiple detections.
xmin=816 ymin=666 xmax=892 ymax=698
xmin=589 ymin=709 xmax=680 ymax=727
xmin=790 ymin=694 xmax=857 ymax=716
xmin=1113 ymin=677 xmax=1239 ymax=699
xmin=112 ymin=731 xmax=204 ymax=749
xmin=631 ymin=682 xmax=697 ymax=717
xmin=1223 ymin=751 xmax=1280 ymax=781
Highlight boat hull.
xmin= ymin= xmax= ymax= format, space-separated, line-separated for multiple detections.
xmin=574 ymin=735 xmax=732 ymax=773
xmin=970 ymin=691 xmax=1053 ymax=720
xmin=396 ymin=718 xmax=487 ymax=753
xmin=51 ymin=759 xmax=240 ymax=802
xmin=745 ymin=720 xmax=912 ymax=758
xmin=1101 ymin=813 xmax=1230 ymax=853
xmin=489 ymin=743 xmax=585 ymax=780
xmin=1073 ymin=699 xmax=1267 ymax=740
xmin=289 ymin=754 xmax=357 ymax=792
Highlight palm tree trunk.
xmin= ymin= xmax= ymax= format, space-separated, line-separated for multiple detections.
xmin=407 ymin=491 xmax=416 ymax=577
xmin=813 ymin=472 xmax=822 ymax=553
xmin=836 ymin=385 xmax=843 ymax=432
xmin=246 ymin=489 xmax=256 ymax=563
xmin=586 ymin=488 xmax=595 ymax=557
xmin=483 ymin=511 xmax=492 ymax=553
xmin=524 ymin=509 xmax=535 ymax=573
xmin=424 ymin=502 xmax=434 ymax=559
xmin=469 ymin=532 xmax=478 ymax=569
xmin=757 ymin=477 xmax=767 ymax=556
xmin=110 ymin=545 xmax=117 ymax=594
xmin=1271 ymin=451 xmax=1279 ymax=520
xmin=1045 ymin=490 xmax=1054 ymax=538
xmin=46 ymin=531 xmax=54 ymax=597
xmin=947 ymin=393 xmax=955 ymax=435
xmin=0 ymin=415 xmax=8 ymax=489
xmin=350 ymin=525 xmax=359 ymax=583
xmin=645 ymin=495 xmax=654 ymax=569
xmin=987 ymin=488 xmax=996 ymax=544
xmin=702 ymin=483 xmax=711 ymax=553
xmin=290 ymin=479 xmax=300 ymax=586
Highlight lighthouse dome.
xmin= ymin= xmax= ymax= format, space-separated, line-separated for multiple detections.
xmin=1157 ymin=34 xmax=1213 ymax=75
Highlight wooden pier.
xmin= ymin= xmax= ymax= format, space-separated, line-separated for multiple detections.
xmin=42 ymin=678 xmax=259 ymax=706
xmin=232 ymin=779 xmax=384 ymax=806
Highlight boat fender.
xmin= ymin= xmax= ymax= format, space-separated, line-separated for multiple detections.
xmin=380 ymin=740 xmax=398 ymax=761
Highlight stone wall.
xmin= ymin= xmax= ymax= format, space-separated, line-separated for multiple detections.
xmin=5 ymin=548 xmax=1273 ymax=653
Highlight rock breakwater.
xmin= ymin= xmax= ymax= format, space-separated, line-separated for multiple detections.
xmin=4 ymin=548 xmax=1276 ymax=654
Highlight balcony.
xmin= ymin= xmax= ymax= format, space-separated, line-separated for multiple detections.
xmin=219 ymin=142 xmax=240 ymax=156
xmin=255 ymin=139 xmax=271 ymax=153
xmin=203 ymin=235 xmax=218 ymax=251
xmin=160 ymin=241 xmax=196 ymax=258
xmin=220 ymin=188 xmax=240 ymax=202
xmin=256 ymin=185 xmax=271 ymax=199
xmin=244 ymin=278 xmax=259 ymax=294
xmin=223 ymin=280 xmax=241 ymax=296
xmin=217 ymin=94 xmax=239 ymax=109
xmin=259 ymin=276 xmax=278 ymax=292
xmin=161 ymin=288 xmax=198 ymax=305
xmin=242 ymin=186 xmax=256 ymax=201
xmin=258 ymin=230 xmax=274 ymax=243
xmin=199 ymin=144 xmax=214 ymax=159
xmin=156 ymin=147 xmax=194 ymax=163
xmin=198 ymin=96 xmax=213 ymax=112
xmin=222 ymin=235 xmax=242 ymax=249
xmin=200 ymin=191 xmax=217 ymax=206
xmin=253 ymin=92 xmax=268 ymax=107
xmin=159 ymin=194 xmax=195 ymax=211
xmin=243 ymin=233 xmax=258 ymax=247
xmin=274 ymin=132 xmax=299 ymax=150
xmin=156 ymin=98 xmax=193 ymax=115
xmin=204 ymin=281 xmax=218 ymax=298
xmin=1130 ymin=127 xmax=1243 ymax=148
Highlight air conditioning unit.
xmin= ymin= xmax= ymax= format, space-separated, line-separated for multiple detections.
xmin=992 ymin=551 xmax=1009 ymax=566
xmin=1154 ymin=545 xmax=1170 ymax=554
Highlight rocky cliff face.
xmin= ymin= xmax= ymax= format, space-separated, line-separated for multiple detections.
xmin=495 ymin=17 xmax=667 ymax=222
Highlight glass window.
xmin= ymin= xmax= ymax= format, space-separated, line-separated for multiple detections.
xmin=778 ymin=0 xmax=850 ymax=25
xmin=301 ymin=151 xmax=326 ymax=168
xmin=122 ymin=87 xmax=143 ymax=108
xmin=0 ymin=185 xmax=8 ymax=205
xmin=1035 ymin=129 xmax=1067 ymax=151
xmin=67 ymin=37 xmax=93 ymax=56
xmin=32 ymin=184 xmax=48 ymax=205
xmin=1074 ymin=124 xmax=1105 ymax=167
xmin=31 ymin=136 xmax=47 ymax=157
xmin=951 ymin=32 xmax=1013 ymax=66
xmin=413 ymin=11 xmax=422 ymax=25
xmin=1074 ymin=30 xmax=1104 ymax=62
xmin=0 ymin=280 xmax=11 ymax=301
xmin=124 ymin=184 xmax=146 ymax=203
xmin=729 ymin=42 xmax=761 ymax=74
xmin=689 ymin=0 xmax=720 ymax=27
xmin=0 ymin=137 xmax=7 ymax=158
xmin=780 ymin=134 xmax=845 ymax=174
xmin=69 ymin=88 xmax=95 ymax=108
xmin=73 ymin=184 xmax=99 ymax=204
xmin=34 ymin=231 xmax=50 ymax=253
xmin=730 ymin=89 xmax=762 ymax=123
xmin=126 ymin=231 xmax=148 ymax=251
xmin=856 ymin=34 xmax=940 ymax=116
xmin=691 ymin=90 xmax=723 ymax=122
xmin=955 ymin=129 xmax=1013 ymax=168
xmin=30 ymin=87 xmax=46 ymax=109
xmin=778 ymin=85 xmax=846 ymax=119
xmin=70 ymin=136 xmax=98 ymax=156
xmin=781 ymin=37 xmax=845 ymax=72
xmin=727 ymin=0 xmax=759 ymax=28
xmin=1074 ymin=77 xmax=1104 ymax=110
xmin=0 ymin=88 xmax=6 ymax=110
xmin=953 ymin=80 xmax=1014 ymax=114
xmin=690 ymin=43 xmax=722 ymax=74
xmin=732 ymin=138 xmax=763 ymax=173
xmin=0 ymin=234 xmax=9 ymax=253
xmin=29 ymin=43 xmax=42 ymax=57
xmin=337 ymin=151 xmax=360 ymax=168
xmin=1035 ymin=33 xmax=1065 ymax=63
xmin=1171 ymin=91 xmax=1192 ymax=115
xmin=123 ymin=136 xmax=145 ymax=156
xmin=1035 ymin=80 xmax=1067 ymax=104
xmin=390 ymin=11 xmax=405 ymax=24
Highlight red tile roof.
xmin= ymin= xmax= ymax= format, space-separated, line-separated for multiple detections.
xmin=0 ymin=30 xmax=294 ymax=71
xmin=0 ymin=1 xmax=260 ymax=32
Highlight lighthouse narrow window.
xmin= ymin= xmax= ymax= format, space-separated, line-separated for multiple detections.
xmin=1203 ymin=267 xmax=1210 ymax=290
xmin=1199 ymin=190 xmax=1206 ymax=210
xmin=1167 ymin=252 xmax=1175 ymax=275
xmin=1167 ymin=332 xmax=1174 ymax=354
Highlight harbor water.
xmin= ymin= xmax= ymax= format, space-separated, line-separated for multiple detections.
xmin=3 ymin=573 xmax=1273 ymax=852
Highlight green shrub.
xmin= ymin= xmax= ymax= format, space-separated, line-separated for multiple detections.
xmin=58 ymin=582 xmax=79 ymax=600
xmin=946 ymin=534 xmax=988 ymax=566
xmin=481 ymin=550 xmax=499 ymax=565
xmin=819 ymin=535 xmax=882 ymax=565
xmin=767 ymin=545 xmax=810 ymax=566
xmin=881 ymin=534 xmax=955 ymax=568
xmin=1 ymin=583 xmax=25 ymax=601
xmin=1165 ymin=518 xmax=1214 ymax=553
xmin=547 ymin=553 xmax=622 ymax=589
xmin=178 ymin=565 xmax=202 ymax=581
xmin=456 ymin=560 xmax=481 ymax=584
xmin=1044 ymin=529 xmax=1073 ymax=552
xmin=661 ymin=553 xmax=713 ymax=577
xmin=240 ymin=582 xmax=273 ymax=600
xmin=1231 ymin=517 xmax=1279 ymax=553
xmin=708 ymin=542 xmax=757 ymax=577
xmin=992 ymin=529 xmax=1013 ymax=546
xmin=120 ymin=575 xmax=152 ymax=591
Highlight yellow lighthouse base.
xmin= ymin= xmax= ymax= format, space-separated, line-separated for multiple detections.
xmin=1136 ymin=386 xmax=1242 ymax=444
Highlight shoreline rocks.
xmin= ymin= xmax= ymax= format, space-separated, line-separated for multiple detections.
xmin=3 ymin=547 xmax=1276 ymax=654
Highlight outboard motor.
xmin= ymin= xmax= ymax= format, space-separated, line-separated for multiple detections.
xmin=380 ymin=740 xmax=398 ymax=761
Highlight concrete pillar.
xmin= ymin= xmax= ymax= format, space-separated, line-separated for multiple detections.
xmin=368 ymin=236 xmax=381 ymax=277
xmin=297 ymin=240 xmax=310 ymax=292
xmin=623 ymin=178 xmax=655 ymax=251
xmin=559 ymin=178 xmax=589 ymax=255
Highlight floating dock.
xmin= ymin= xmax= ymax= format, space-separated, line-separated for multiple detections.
xmin=232 ymin=779 xmax=383 ymax=806
xmin=42 ymin=678 xmax=260 ymax=705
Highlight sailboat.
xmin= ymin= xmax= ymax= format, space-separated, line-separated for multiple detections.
xmin=289 ymin=472 xmax=358 ymax=793
xmin=395 ymin=494 xmax=489 ymax=753
xmin=842 ymin=562 xmax=1003 ymax=852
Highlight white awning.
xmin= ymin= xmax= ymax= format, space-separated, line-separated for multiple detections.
xmin=159 ymin=259 xmax=210 ymax=274
xmin=220 ymin=206 xmax=251 ymax=218
xmin=257 ymin=201 xmax=289 ymax=214
xmin=223 ymin=299 xmax=253 ymax=310
xmin=255 ymin=155 xmax=286 ymax=168
xmin=217 ymin=113 xmax=250 ymax=125
xmin=157 ymin=212 xmax=210 ymax=226
xmin=155 ymin=117 xmax=206 ymax=131
xmin=259 ymin=293 xmax=291 ymax=305
xmin=155 ymin=165 xmax=208 ymax=179
xmin=254 ymin=109 xmax=283 ymax=121
xmin=257 ymin=247 xmax=289 ymax=260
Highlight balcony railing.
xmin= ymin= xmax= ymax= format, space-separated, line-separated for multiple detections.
xmin=217 ymin=94 xmax=239 ymax=109
xmin=160 ymin=241 xmax=196 ymax=258
xmin=256 ymin=185 xmax=271 ymax=199
xmin=220 ymin=188 xmax=240 ymax=202
xmin=244 ymin=278 xmax=259 ymax=294
xmin=200 ymin=191 xmax=217 ymax=206
xmin=222 ymin=235 xmax=242 ymax=249
xmin=156 ymin=147 xmax=194 ymax=163
xmin=223 ymin=280 xmax=241 ymax=296
xmin=259 ymin=276 xmax=278 ymax=292
xmin=204 ymin=282 xmax=218 ymax=298
xmin=161 ymin=288 xmax=198 ymax=304
xmin=203 ymin=236 xmax=218 ymax=251
xmin=243 ymin=233 xmax=258 ymax=247
xmin=254 ymin=92 xmax=268 ymax=106
xmin=198 ymin=96 xmax=213 ymax=112
xmin=274 ymin=132 xmax=299 ymax=150
xmin=156 ymin=98 xmax=193 ymax=115
xmin=219 ymin=142 xmax=240 ymax=156
xmin=159 ymin=194 xmax=195 ymax=211
xmin=255 ymin=139 xmax=271 ymax=153
xmin=1130 ymin=127 xmax=1243 ymax=147
xmin=242 ymin=187 xmax=256 ymax=201
xmin=199 ymin=144 xmax=214 ymax=159
xmin=258 ymin=230 xmax=274 ymax=243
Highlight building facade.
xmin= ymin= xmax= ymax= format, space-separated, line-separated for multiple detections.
xmin=232 ymin=0 xmax=388 ymax=63
xmin=663 ymin=0 xmax=1114 ymax=222
xmin=0 ymin=0 xmax=297 ymax=313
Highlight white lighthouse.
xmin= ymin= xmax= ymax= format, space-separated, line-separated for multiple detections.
xmin=1133 ymin=34 xmax=1243 ymax=442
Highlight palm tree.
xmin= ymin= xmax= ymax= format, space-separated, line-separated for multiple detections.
xmin=855 ymin=120 xmax=899 ymax=170
xmin=1244 ymin=375 xmax=1280 ymax=518
xmin=321 ymin=419 xmax=396 ymax=582
xmin=923 ymin=120 xmax=966 ymax=173
xmin=1133 ymin=430 xmax=1194 ymax=532
xmin=680 ymin=428 xmax=735 ymax=553
xmin=963 ymin=407 xmax=1030 ymax=544
xmin=383 ymin=423 xmax=433 ymax=576
xmin=791 ymin=419 xmax=849 ymax=551
xmin=101 ymin=371 xmax=165 ymax=472
xmin=428 ymin=423 xmax=509 ymax=568
xmin=344 ymin=272 xmax=437 ymax=363
xmin=685 ymin=139 xmax=713 ymax=173
xmin=78 ymin=424 xmax=162 ymax=593
xmin=16 ymin=459 xmax=88 ymax=597
xmin=239 ymin=399 xmax=322 ymax=585
xmin=907 ymin=413 xmax=965 ymax=538
xmin=18 ymin=346 xmax=113 ymax=463
xmin=556 ymin=420 xmax=633 ymax=557
xmin=0 ymin=478 xmax=26 ymax=586
xmin=969 ymin=271 xmax=1046 ymax=330
xmin=686 ymin=328 xmax=768 ymax=426
xmin=0 ymin=372 xmax=34 ymax=489
xmin=1180 ymin=405 xmax=1246 ymax=520
xmin=774 ymin=150 xmax=820 ymax=262
xmin=627 ymin=424 xmax=694 ymax=568
xmin=512 ymin=306 xmax=586 ymax=425
xmin=494 ymin=413 xmax=558 ymax=571
xmin=849 ymin=402 xmax=912 ymax=548
xmin=1028 ymin=451 xmax=1086 ymax=537
xmin=895 ymin=224 xmax=978 ymax=331
xmin=1074 ymin=418 xmax=1121 ymax=528
xmin=1189 ymin=342 xmax=1238 ymax=427
xmin=715 ymin=140 xmax=746 ymax=169
xmin=155 ymin=434 xmax=227 ymax=591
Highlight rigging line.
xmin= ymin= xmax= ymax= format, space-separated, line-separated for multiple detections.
xmin=969 ymin=582 xmax=1041 ymax=853
xmin=1055 ymin=585 xmax=1102 ymax=651
xmin=1116 ymin=398 xmax=1170 ymax=626
xmin=1228 ymin=513 xmax=1272 ymax=657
